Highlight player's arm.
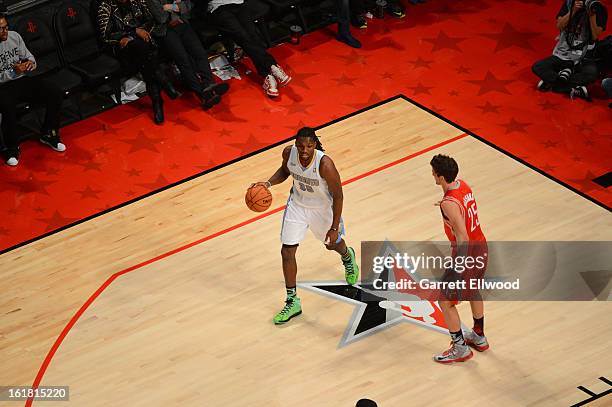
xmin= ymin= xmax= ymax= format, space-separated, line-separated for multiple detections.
xmin=320 ymin=156 xmax=343 ymax=245
xmin=440 ymin=200 xmax=469 ymax=257
xmin=253 ymin=146 xmax=291 ymax=188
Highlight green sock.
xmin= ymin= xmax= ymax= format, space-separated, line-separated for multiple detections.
xmin=286 ymin=286 xmax=297 ymax=300
xmin=341 ymin=247 xmax=351 ymax=261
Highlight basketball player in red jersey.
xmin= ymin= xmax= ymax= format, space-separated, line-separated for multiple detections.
xmin=430 ymin=154 xmax=489 ymax=364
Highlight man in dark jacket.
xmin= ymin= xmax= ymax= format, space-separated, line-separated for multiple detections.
xmin=148 ymin=0 xmax=229 ymax=109
xmin=97 ymin=0 xmax=179 ymax=124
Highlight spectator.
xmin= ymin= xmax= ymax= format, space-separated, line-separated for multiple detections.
xmin=350 ymin=0 xmax=367 ymax=29
xmin=147 ymin=0 xmax=229 ymax=109
xmin=350 ymin=0 xmax=405 ymax=30
xmin=206 ymin=0 xmax=292 ymax=97
xmin=337 ymin=0 xmax=362 ymax=48
xmin=386 ymin=0 xmax=406 ymax=18
xmin=532 ymin=0 xmax=608 ymax=100
xmin=97 ymin=0 xmax=180 ymax=124
xmin=0 ymin=14 xmax=65 ymax=167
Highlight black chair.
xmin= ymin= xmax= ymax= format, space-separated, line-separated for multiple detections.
xmin=263 ymin=0 xmax=334 ymax=35
xmin=13 ymin=14 xmax=83 ymax=119
xmin=263 ymin=0 xmax=308 ymax=33
xmin=53 ymin=1 xmax=122 ymax=103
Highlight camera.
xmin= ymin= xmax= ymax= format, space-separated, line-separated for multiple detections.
xmin=585 ymin=0 xmax=602 ymax=13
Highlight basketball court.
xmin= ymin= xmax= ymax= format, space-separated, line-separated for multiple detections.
xmin=1 ymin=97 xmax=611 ymax=406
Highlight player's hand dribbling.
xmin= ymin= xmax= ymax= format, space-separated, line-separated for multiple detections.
xmin=325 ymin=229 xmax=338 ymax=247
xmin=250 ymin=181 xmax=271 ymax=189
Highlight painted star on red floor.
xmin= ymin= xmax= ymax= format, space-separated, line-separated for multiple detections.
xmin=380 ymin=72 xmax=394 ymax=80
xmin=467 ymin=71 xmax=513 ymax=96
xmin=541 ymin=140 xmax=560 ymax=148
xmin=336 ymin=50 xmax=368 ymax=65
xmin=76 ymin=186 xmax=102 ymax=199
xmin=575 ymin=120 xmax=596 ymax=134
xmin=456 ymin=65 xmax=471 ymax=75
xmin=477 ymin=102 xmax=501 ymax=114
xmin=289 ymin=72 xmax=319 ymax=90
xmin=423 ymin=31 xmax=467 ymax=52
xmin=408 ymin=57 xmax=434 ymax=69
xmin=217 ymin=129 xmax=233 ymax=138
xmin=120 ymin=130 xmax=165 ymax=154
xmin=346 ymin=92 xmax=383 ymax=110
xmin=286 ymin=102 xmax=315 ymax=115
xmin=500 ymin=118 xmax=531 ymax=134
xmin=137 ymin=174 xmax=170 ymax=190
xmin=334 ymin=74 xmax=357 ymax=86
xmin=227 ymin=134 xmax=270 ymax=155
xmin=126 ymin=168 xmax=142 ymax=177
xmin=36 ymin=210 xmax=79 ymax=232
xmin=7 ymin=173 xmax=57 ymax=196
xmin=77 ymin=161 xmax=103 ymax=172
xmin=481 ymin=23 xmax=540 ymax=52
xmin=410 ymin=83 xmax=434 ymax=95
xmin=95 ymin=146 xmax=111 ymax=154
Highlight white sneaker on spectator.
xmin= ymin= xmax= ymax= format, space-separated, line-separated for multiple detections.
xmin=39 ymin=129 xmax=66 ymax=152
xmin=271 ymin=65 xmax=291 ymax=87
xmin=4 ymin=148 xmax=19 ymax=166
xmin=263 ymin=74 xmax=279 ymax=97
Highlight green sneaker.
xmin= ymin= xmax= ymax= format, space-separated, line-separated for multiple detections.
xmin=343 ymin=247 xmax=360 ymax=285
xmin=273 ymin=297 xmax=302 ymax=325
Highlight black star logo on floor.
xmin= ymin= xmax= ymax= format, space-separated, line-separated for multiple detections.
xmin=298 ymin=281 xmax=448 ymax=347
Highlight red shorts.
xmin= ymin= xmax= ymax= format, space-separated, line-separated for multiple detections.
xmin=441 ymin=242 xmax=488 ymax=304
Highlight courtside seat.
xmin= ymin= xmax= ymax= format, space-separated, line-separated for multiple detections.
xmin=53 ymin=2 xmax=121 ymax=98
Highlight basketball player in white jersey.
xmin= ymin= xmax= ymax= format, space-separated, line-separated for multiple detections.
xmin=253 ymin=127 xmax=359 ymax=324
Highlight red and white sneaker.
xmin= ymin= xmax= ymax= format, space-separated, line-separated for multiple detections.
xmin=263 ymin=74 xmax=279 ymax=97
xmin=433 ymin=344 xmax=473 ymax=364
xmin=270 ymin=64 xmax=291 ymax=87
xmin=464 ymin=330 xmax=489 ymax=352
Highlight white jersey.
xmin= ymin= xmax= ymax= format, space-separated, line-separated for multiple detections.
xmin=287 ymin=146 xmax=332 ymax=209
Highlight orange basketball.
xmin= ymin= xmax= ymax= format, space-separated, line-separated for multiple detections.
xmin=245 ymin=185 xmax=272 ymax=212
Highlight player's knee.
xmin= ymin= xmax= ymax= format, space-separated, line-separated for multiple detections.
xmin=439 ymin=300 xmax=454 ymax=310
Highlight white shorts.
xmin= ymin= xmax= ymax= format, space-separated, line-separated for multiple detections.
xmin=280 ymin=200 xmax=345 ymax=245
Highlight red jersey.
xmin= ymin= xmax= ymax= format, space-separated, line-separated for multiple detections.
xmin=440 ymin=180 xmax=486 ymax=244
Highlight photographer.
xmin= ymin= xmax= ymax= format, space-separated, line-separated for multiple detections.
xmin=532 ymin=0 xmax=608 ymax=100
